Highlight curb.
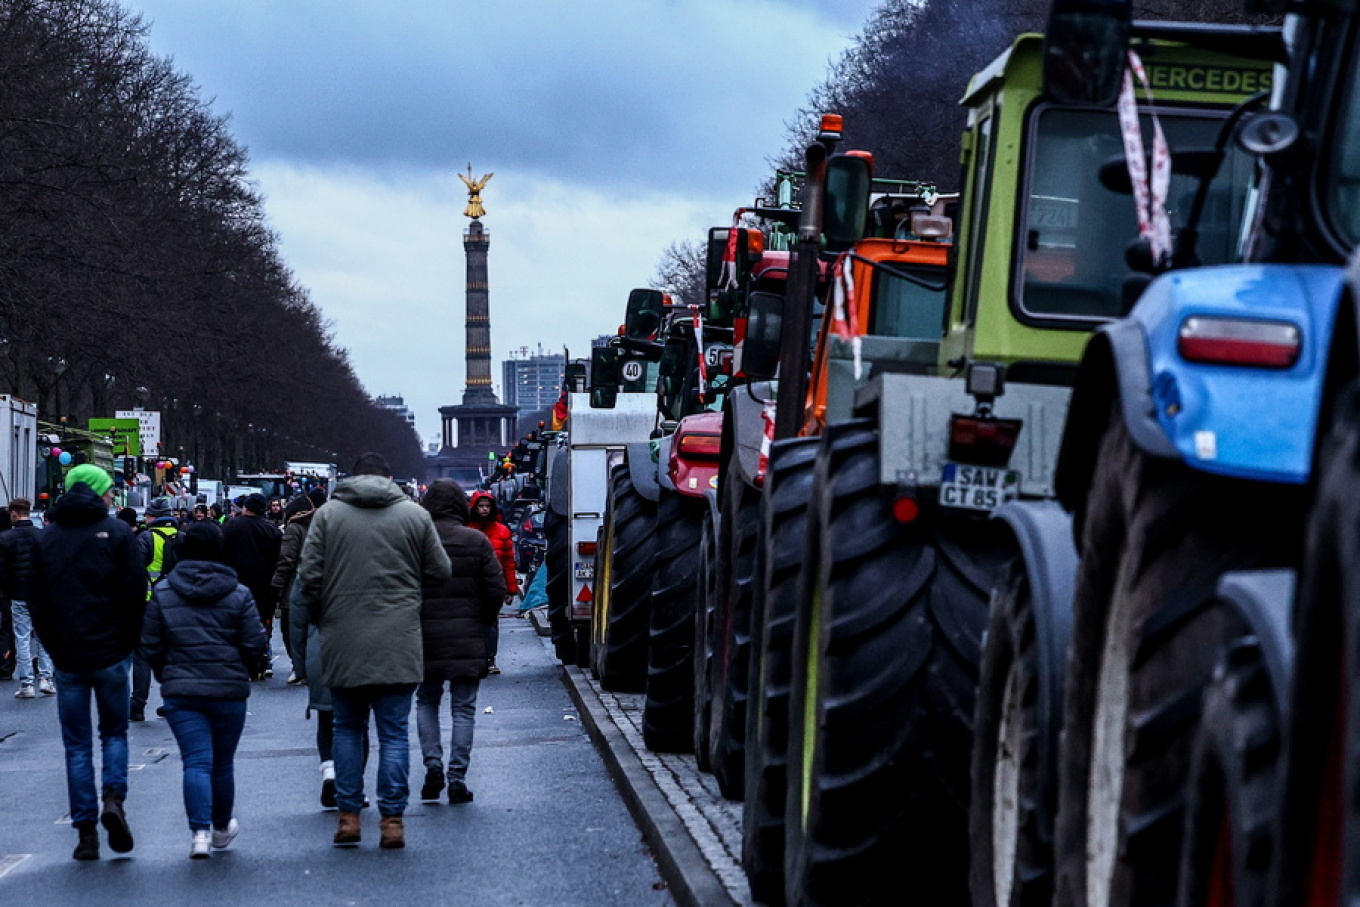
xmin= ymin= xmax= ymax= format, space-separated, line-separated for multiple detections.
xmin=558 ymin=663 xmax=738 ymax=907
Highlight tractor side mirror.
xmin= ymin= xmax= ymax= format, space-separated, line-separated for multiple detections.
xmin=1042 ymin=0 xmax=1132 ymax=107
xmin=741 ymin=292 xmax=784 ymax=380
xmin=823 ymin=153 xmax=873 ymax=249
xmin=624 ymin=289 xmax=666 ymax=340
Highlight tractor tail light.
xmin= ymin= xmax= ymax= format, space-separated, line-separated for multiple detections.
xmin=948 ymin=415 xmax=1023 ymax=468
xmin=1178 ymin=317 xmax=1301 ymax=368
xmin=676 ymin=432 xmax=723 ymax=460
xmin=577 ymin=541 xmax=597 ymax=557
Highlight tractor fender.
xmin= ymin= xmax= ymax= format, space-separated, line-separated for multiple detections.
xmin=726 ymin=380 xmax=776 ymax=488
xmin=548 ymin=446 xmax=569 ymax=517
xmin=1215 ymin=569 xmax=1296 ymax=720
xmin=624 ymin=442 xmax=661 ymax=503
xmin=1058 ymin=319 xmax=1187 ymax=515
xmin=1130 ymin=263 xmax=1346 ymax=484
xmin=656 ymin=434 xmax=677 ymax=493
xmin=991 ymin=500 xmax=1078 ymax=755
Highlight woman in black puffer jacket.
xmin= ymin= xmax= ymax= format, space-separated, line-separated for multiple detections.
xmin=139 ymin=521 xmax=267 ymax=858
xmin=415 ymin=479 xmax=506 ymax=805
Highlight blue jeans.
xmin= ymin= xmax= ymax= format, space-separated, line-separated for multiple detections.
xmin=331 ymin=684 xmax=416 ymax=817
xmin=54 ymin=659 xmax=131 ymax=825
xmin=11 ymin=601 xmax=52 ymax=685
xmin=416 ymin=677 xmax=479 ymax=783
xmin=162 ymin=697 xmax=248 ymax=832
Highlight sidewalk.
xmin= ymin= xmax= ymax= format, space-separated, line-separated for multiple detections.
xmin=527 ymin=608 xmax=752 ymax=907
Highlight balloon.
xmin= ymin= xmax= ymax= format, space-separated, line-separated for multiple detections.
xmin=58 ymin=452 xmax=72 ymax=465
xmin=49 ymin=447 xmax=61 ymax=458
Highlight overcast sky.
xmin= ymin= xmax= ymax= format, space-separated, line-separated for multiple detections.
xmin=120 ymin=0 xmax=882 ymax=445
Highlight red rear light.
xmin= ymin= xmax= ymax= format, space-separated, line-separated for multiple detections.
xmin=1178 ymin=317 xmax=1301 ymax=368
xmin=577 ymin=541 xmax=597 ymax=557
xmin=948 ymin=415 xmax=1023 ymax=468
xmin=677 ymin=432 xmax=723 ymax=460
xmin=892 ymin=496 xmax=920 ymax=523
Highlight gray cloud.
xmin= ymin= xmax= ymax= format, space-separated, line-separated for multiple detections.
xmin=120 ymin=0 xmax=881 ymax=440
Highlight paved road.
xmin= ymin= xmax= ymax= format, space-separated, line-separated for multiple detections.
xmin=0 ymin=617 xmax=675 ymax=906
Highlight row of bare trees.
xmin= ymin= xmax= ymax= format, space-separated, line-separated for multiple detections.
xmin=0 ymin=0 xmax=424 ymax=480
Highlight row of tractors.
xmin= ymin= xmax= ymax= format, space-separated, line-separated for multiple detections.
xmin=527 ymin=1 xmax=1359 ymax=904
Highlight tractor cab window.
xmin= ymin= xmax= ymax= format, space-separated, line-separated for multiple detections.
xmin=870 ymin=267 xmax=948 ymax=340
xmin=1018 ymin=106 xmax=1255 ymax=323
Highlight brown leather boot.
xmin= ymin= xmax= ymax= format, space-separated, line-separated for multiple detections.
xmin=379 ymin=815 xmax=404 ymax=849
xmin=333 ymin=811 xmax=361 ymax=846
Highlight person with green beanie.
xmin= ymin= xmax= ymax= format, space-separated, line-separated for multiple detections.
xmin=30 ymin=462 xmax=147 ymax=860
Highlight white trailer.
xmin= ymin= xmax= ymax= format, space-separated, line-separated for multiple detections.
xmin=563 ymin=392 xmax=657 ymax=650
xmin=0 ymin=396 xmax=37 ymax=507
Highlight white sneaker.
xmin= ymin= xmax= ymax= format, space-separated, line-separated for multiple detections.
xmin=190 ymin=830 xmax=212 ymax=859
xmin=211 ymin=818 xmax=239 ymax=850
xmin=37 ymin=677 xmax=55 ymax=695
xmin=14 ymin=684 xmax=34 ymax=699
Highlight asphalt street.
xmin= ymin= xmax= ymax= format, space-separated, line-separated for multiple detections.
xmin=0 ymin=617 xmax=675 ymax=906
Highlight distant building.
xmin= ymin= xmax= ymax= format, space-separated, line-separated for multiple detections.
xmin=502 ymin=347 xmax=566 ymax=410
xmin=374 ymin=394 xmax=416 ymax=429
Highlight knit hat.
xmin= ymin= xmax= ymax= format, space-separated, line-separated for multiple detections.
xmin=244 ymin=493 xmax=268 ymax=514
xmin=66 ymin=463 xmax=113 ymax=496
xmin=179 ymin=521 xmax=224 ymax=562
xmin=145 ymin=497 xmax=174 ymax=520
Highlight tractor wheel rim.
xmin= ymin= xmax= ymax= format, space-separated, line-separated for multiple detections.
xmin=1087 ymin=598 xmax=1133 ymax=907
xmin=993 ymin=663 xmax=1023 ymax=907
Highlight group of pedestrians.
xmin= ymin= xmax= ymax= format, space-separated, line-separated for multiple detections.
xmin=5 ymin=453 xmax=512 ymax=861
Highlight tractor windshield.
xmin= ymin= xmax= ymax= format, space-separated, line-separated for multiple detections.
xmin=1017 ymin=105 xmax=1255 ymax=323
xmin=870 ymin=266 xmax=949 ymax=340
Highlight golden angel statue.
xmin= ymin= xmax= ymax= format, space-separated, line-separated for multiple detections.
xmin=459 ymin=165 xmax=494 ymax=218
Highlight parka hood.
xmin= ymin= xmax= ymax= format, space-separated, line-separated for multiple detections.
xmin=424 ymin=480 xmax=470 ymax=524
xmin=468 ymin=490 xmax=500 ymax=520
xmin=50 ymin=482 xmax=112 ymax=527
xmin=332 ymin=474 xmax=409 ymax=509
xmin=165 ymin=559 xmax=240 ymax=602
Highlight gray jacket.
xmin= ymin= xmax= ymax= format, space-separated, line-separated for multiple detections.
xmin=296 ymin=475 xmax=451 ymax=689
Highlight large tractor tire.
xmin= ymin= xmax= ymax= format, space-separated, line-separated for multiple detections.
xmin=785 ymin=421 xmax=1009 ymax=906
xmin=644 ymin=489 xmax=704 ymax=752
xmin=743 ymin=436 xmax=819 ymax=907
xmin=544 ymin=507 xmax=574 ymax=664
xmin=1271 ymin=387 xmax=1360 ymax=907
xmin=1177 ymin=622 xmax=1286 ymax=907
xmin=709 ymin=470 xmax=761 ymax=801
xmin=1052 ymin=407 xmax=1304 ymax=907
xmin=693 ymin=505 xmax=720 ymax=772
xmin=591 ymin=463 xmax=657 ymax=692
xmin=970 ymin=559 xmax=1061 ymax=907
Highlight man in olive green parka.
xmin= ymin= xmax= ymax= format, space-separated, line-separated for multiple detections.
xmin=296 ymin=452 xmax=450 ymax=850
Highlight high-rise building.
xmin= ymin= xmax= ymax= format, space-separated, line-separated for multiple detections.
xmin=373 ymin=394 xmax=416 ymax=429
xmin=502 ymin=348 xmax=565 ymax=410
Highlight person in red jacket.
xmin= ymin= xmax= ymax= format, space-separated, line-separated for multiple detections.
xmin=467 ymin=492 xmax=517 ymax=674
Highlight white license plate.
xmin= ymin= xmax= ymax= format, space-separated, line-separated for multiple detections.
xmin=939 ymin=463 xmax=1019 ymax=512
xmin=574 ymin=563 xmax=594 ymax=580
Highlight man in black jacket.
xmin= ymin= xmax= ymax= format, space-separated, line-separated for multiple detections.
xmin=223 ymin=493 xmax=282 ymax=679
xmin=30 ymin=464 xmax=147 ymax=861
xmin=0 ymin=497 xmax=53 ymax=698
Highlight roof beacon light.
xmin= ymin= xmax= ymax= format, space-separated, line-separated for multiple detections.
xmin=1178 ymin=317 xmax=1301 ymax=369
xmin=818 ymin=114 xmax=844 ymax=139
